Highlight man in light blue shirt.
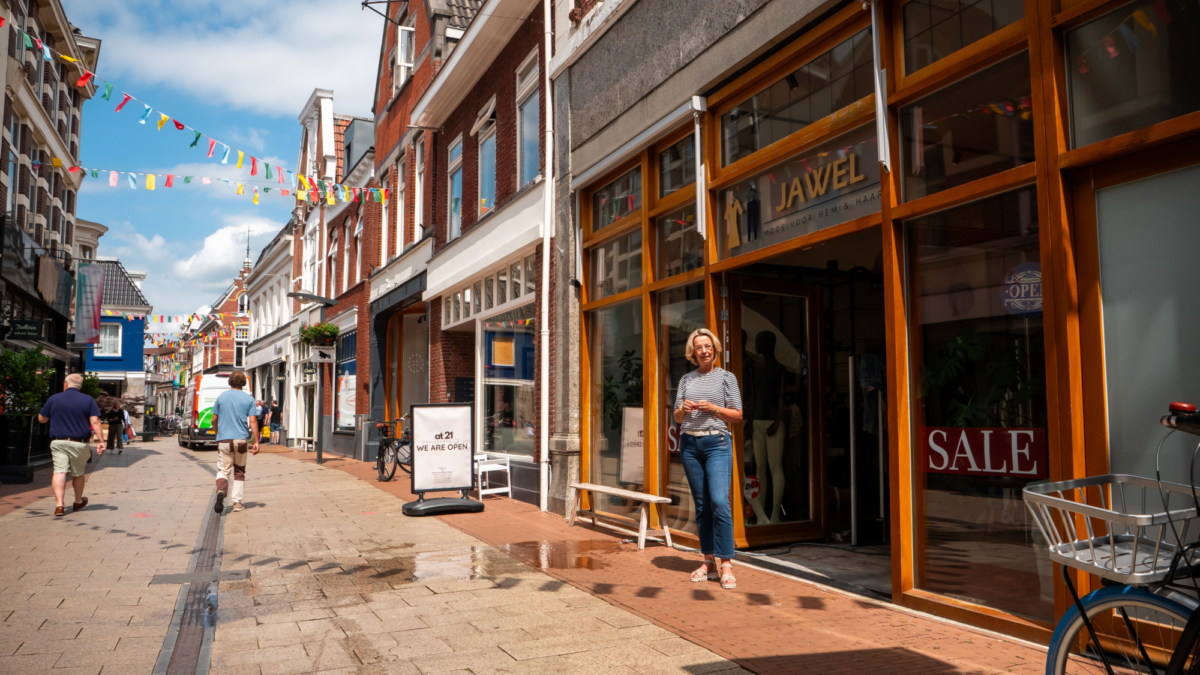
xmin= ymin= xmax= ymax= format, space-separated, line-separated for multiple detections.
xmin=211 ymin=371 xmax=259 ymax=514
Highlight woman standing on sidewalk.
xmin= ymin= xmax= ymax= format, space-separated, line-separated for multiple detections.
xmin=674 ymin=328 xmax=742 ymax=589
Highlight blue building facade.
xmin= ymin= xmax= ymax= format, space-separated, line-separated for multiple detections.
xmin=84 ymin=259 xmax=151 ymax=408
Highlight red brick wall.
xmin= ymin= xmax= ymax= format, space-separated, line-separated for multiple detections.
xmin=428 ymin=297 xmax=476 ymax=405
xmin=430 ymin=8 xmax=544 ymax=254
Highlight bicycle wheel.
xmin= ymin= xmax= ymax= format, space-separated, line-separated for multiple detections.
xmin=1047 ymin=585 xmax=1200 ymax=675
xmin=396 ymin=441 xmax=412 ymax=474
xmin=377 ymin=441 xmax=397 ymax=482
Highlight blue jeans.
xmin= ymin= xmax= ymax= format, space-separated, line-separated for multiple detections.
xmin=680 ymin=433 xmax=736 ymax=560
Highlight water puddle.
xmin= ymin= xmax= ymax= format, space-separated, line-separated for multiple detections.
xmin=500 ymin=540 xmax=623 ymax=571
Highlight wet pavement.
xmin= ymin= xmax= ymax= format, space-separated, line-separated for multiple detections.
xmin=0 ymin=436 xmax=1068 ymax=674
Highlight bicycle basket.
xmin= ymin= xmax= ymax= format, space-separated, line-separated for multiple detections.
xmin=1024 ymin=474 xmax=1200 ymax=584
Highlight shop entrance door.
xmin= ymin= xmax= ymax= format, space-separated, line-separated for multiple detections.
xmin=728 ymin=276 xmax=826 ymax=544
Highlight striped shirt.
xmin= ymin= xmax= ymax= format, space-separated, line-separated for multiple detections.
xmin=674 ymin=367 xmax=743 ymax=434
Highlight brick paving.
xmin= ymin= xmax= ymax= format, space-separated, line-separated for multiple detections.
xmin=0 ymin=440 xmax=215 ymax=674
xmin=276 ymin=450 xmax=1058 ymax=675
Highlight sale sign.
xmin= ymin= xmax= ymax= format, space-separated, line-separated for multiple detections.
xmin=922 ymin=427 xmax=1047 ymax=479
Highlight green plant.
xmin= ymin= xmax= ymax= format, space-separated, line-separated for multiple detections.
xmin=80 ymin=373 xmax=104 ymax=399
xmin=299 ymin=322 xmax=340 ymax=346
xmin=923 ymin=331 xmax=1044 ymax=427
xmin=0 ymin=347 xmax=56 ymax=417
xmin=601 ymin=349 xmax=643 ymax=431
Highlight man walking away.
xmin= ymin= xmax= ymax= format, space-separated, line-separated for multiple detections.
xmin=269 ymin=399 xmax=282 ymax=445
xmin=39 ymin=373 xmax=107 ymax=517
xmin=255 ymin=400 xmax=268 ymax=445
xmin=212 ymin=372 xmax=259 ymax=514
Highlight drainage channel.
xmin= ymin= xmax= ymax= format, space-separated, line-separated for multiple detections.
xmin=153 ymin=485 xmax=227 ymax=675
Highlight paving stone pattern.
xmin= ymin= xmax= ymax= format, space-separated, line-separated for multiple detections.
xmin=0 ymin=442 xmax=216 ymax=674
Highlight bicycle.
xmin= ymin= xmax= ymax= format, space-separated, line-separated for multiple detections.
xmin=1025 ymin=402 xmax=1200 ymax=675
xmin=375 ymin=414 xmax=411 ymax=482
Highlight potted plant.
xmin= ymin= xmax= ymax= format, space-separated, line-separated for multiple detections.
xmin=0 ymin=346 xmax=55 ymax=483
xmin=299 ymin=322 xmax=340 ymax=347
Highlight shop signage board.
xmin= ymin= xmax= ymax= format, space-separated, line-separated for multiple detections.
xmin=618 ymin=407 xmax=644 ymax=484
xmin=313 ymin=346 xmax=336 ymax=363
xmin=922 ymin=426 xmax=1047 ymax=479
xmin=410 ymin=403 xmax=475 ymax=493
xmin=720 ymin=124 xmax=881 ymax=260
xmin=1001 ymin=262 xmax=1042 ymax=318
xmin=302 ymin=365 xmax=317 ymax=376
xmin=9 ymin=319 xmax=44 ymax=340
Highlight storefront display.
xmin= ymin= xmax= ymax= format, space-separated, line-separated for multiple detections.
xmin=335 ymin=330 xmax=357 ymax=431
xmin=587 ymin=298 xmax=643 ymax=518
xmin=483 ymin=303 xmax=536 ymax=456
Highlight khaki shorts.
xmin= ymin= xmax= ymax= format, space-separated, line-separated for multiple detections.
xmin=51 ymin=440 xmax=89 ymax=478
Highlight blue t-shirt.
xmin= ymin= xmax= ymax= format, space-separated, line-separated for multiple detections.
xmin=212 ymin=389 xmax=256 ymax=442
xmin=40 ymin=388 xmax=101 ymax=439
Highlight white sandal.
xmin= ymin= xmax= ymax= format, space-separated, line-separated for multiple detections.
xmin=691 ymin=559 xmax=717 ymax=583
xmin=720 ymin=563 xmax=737 ymax=589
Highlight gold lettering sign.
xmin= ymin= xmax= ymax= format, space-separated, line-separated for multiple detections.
xmin=719 ymin=125 xmax=881 ymax=261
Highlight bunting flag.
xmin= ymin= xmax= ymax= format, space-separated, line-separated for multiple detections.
xmin=165 ymin=174 xmax=174 ymax=188
xmin=173 ymin=119 xmax=185 ymax=131
xmin=139 ymin=105 xmax=152 ymax=124
xmin=75 ymin=70 xmax=93 ymax=87
xmin=115 ymin=93 xmax=132 ymax=112
xmin=265 ymin=163 xmax=272 ymax=180
xmin=109 ymin=171 xmax=118 ymax=187
xmin=102 ymin=83 xmax=113 ymax=100
xmin=251 ymin=156 xmax=257 ymax=176
xmin=127 ymin=172 xmax=137 ymax=189
xmin=190 ymin=131 xmax=201 ymax=148
xmin=221 ymin=146 xmax=230 ymax=164
xmin=157 ymin=113 xmax=169 ymax=131
xmin=253 ymin=187 xmax=259 ymax=205
xmin=146 ymin=174 xmax=155 ymax=190
xmin=237 ymin=151 xmax=244 ymax=169
xmin=1074 ymin=0 xmax=1176 ymax=73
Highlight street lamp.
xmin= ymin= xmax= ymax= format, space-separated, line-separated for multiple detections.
xmin=288 ymin=291 xmax=337 ymax=464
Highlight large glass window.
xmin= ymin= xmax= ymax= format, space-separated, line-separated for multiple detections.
xmin=518 ymin=53 xmax=540 ymax=188
xmin=335 ymin=330 xmax=358 ymax=431
xmin=903 ymin=0 xmax=1024 ymax=75
xmin=479 ymin=130 xmax=497 ymax=215
xmin=722 ymin=28 xmax=874 ymax=166
xmin=591 ymin=168 xmax=641 ymax=231
xmin=588 ymin=299 xmax=644 ymax=517
xmin=655 ymin=204 xmax=703 ymax=279
xmin=590 ymin=229 xmax=642 ymax=300
xmin=483 ymin=303 xmax=537 ymax=456
xmin=900 ymin=53 xmax=1035 ymax=201
xmin=1066 ymin=0 xmax=1200 ymax=149
xmin=97 ymin=323 xmax=121 ymax=357
xmin=659 ymin=134 xmax=695 ymax=198
xmin=905 ymin=186 xmax=1052 ymax=622
xmin=658 ymin=283 xmax=705 ymax=533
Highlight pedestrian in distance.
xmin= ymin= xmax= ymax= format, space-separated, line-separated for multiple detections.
xmin=38 ymin=373 xmax=107 ymax=517
xmin=212 ymin=372 xmax=260 ymax=514
xmin=673 ymin=328 xmax=743 ymax=590
xmin=255 ymin=399 xmax=267 ymax=444
xmin=269 ymin=399 xmax=282 ymax=445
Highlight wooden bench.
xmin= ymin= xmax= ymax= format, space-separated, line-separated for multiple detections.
xmin=568 ymin=483 xmax=673 ymax=550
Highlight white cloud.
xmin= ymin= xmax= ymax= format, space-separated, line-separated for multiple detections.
xmin=98 ymin=213 xmax=285 ymax=316
xmin=226 ymin=128 xmax=269 ymax=152
xmin=61 ymin=0 xmax=382 ymax=117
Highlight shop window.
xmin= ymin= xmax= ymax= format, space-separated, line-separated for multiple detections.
xmin=719 ymin=123 xmax=881 ymax=261
xmin=485 ymin=275 xmax=495 ymax=311
xmin=510 ymin=261 xmax=522 ymax=300
xmin=517 ymin=51 xmax=540 ymax=188
xmin=463 ymin=286 xmax=472 ymax=318
xmin=657 ymin=282 xmax=705 ymax=534
xmin=483 ymin=303 xmax=537 ymax=456
xmin=1066 ymin=0 xmax=1200 ymax=149
xmin=453 ymin=292 xmax=461 ymax=323
xmin=591 ymin=167 xmax=641 ymax=231
xmin=524 ymin=255 xmax=536 ymax=296
xmin=589 ymin=229 xmax=643 ymax=300
xmin=473 ymin=281 xmax=482 ymax=315
xmin=904 ymin=186 xmax=1052 ymax=622
xmin=655 ymin=203 xmax=703 ymax=279
xmin=497 ymin=267 xmax=508 ymax=305
xmin=587 ymin=298 xmax=644 ymax=517
xmin=659 ymin=134 xmax=695 ymax=198
xmin=722 ymin=28 xmax=874 ymax=167
xmin=903 ymin=0 xmax=1024 ymax=75
xmin=899 ymin=53 xmax=1035 ymax=201
xmin=335 ymin=331 xmax=358 ymax=431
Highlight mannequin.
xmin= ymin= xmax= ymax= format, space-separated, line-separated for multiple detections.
xmin=749 ymin=330 xmax=786 ymax=524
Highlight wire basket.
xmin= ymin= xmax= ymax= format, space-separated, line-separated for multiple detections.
xmin=1024 ymin=474 xmax=1200 ymax=585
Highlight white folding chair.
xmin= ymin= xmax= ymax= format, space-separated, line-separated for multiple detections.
xmin=475 ymin=453 xmax=511 ymax=498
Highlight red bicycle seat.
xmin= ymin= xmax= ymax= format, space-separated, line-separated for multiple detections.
xmin=1169 ymin=402 xmax=1197 ymax=413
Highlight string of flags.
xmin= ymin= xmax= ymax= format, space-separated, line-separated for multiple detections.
xmin=1074 ymin=0 xmax=1186 ymax=73
xmin=5 ymin=16 xmax=391 ymax=208
xmin=109 ymin=311 xmax=250 ymax=322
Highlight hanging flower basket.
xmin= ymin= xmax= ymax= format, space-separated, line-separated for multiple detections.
xmin=299 ymin=322 xmax=340 ymax=347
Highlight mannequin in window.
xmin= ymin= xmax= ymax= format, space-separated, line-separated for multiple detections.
xmin=749 ymin=330 xmax=786 ymax=525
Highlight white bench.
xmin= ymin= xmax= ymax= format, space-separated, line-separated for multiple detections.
xmin=568 ymin=483 xmax=673 ymax=550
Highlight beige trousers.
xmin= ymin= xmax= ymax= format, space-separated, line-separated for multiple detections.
xmin=216 ymin=439 xmax=248 ymax=504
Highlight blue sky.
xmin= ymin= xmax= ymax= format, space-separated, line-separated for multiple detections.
xmin=61 ymin=0 xmax=382 ymax=330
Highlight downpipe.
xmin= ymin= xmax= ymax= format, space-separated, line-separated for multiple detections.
xmin=539 ymin=0 xmax=554 ymax=513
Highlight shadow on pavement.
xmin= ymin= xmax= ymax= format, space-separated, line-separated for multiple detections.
xmin=719 ymin=648 xmax=970 ymax=674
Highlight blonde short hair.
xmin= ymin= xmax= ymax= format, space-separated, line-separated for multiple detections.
xmin=685 ymin=328 xmax=722 ymax=365
xmin=65 ymin=373 xmax=84 ymax=389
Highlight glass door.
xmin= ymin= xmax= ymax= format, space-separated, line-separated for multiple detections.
xmin=730 ymin=276 xmax=825 ymax=542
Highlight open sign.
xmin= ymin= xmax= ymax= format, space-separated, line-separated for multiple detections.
xmin=1001 ymin=262 xmax=1042 ymax=318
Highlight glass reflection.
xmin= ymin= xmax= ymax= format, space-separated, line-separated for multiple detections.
xmin=588 ymin=299 xmax=644 ymax=518
xmin=658 ymin=283 xmax=705 ymax=534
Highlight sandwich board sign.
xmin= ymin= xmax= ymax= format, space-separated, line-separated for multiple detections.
xmin=403 ymin=403 xmax=482 ymax=516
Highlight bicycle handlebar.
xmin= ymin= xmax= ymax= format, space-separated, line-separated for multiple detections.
xmin=1161 ymin=401 xmax=1200 ymax=437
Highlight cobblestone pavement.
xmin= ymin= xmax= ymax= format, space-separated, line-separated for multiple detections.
xmin=0 ymin=440 xmax=216 ymax=674
xmin=0 ymin=437 xmax=1067 ymax=674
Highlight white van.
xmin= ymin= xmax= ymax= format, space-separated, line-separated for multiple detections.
xmin=178 ymin=372 xmax=230 ymax=450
